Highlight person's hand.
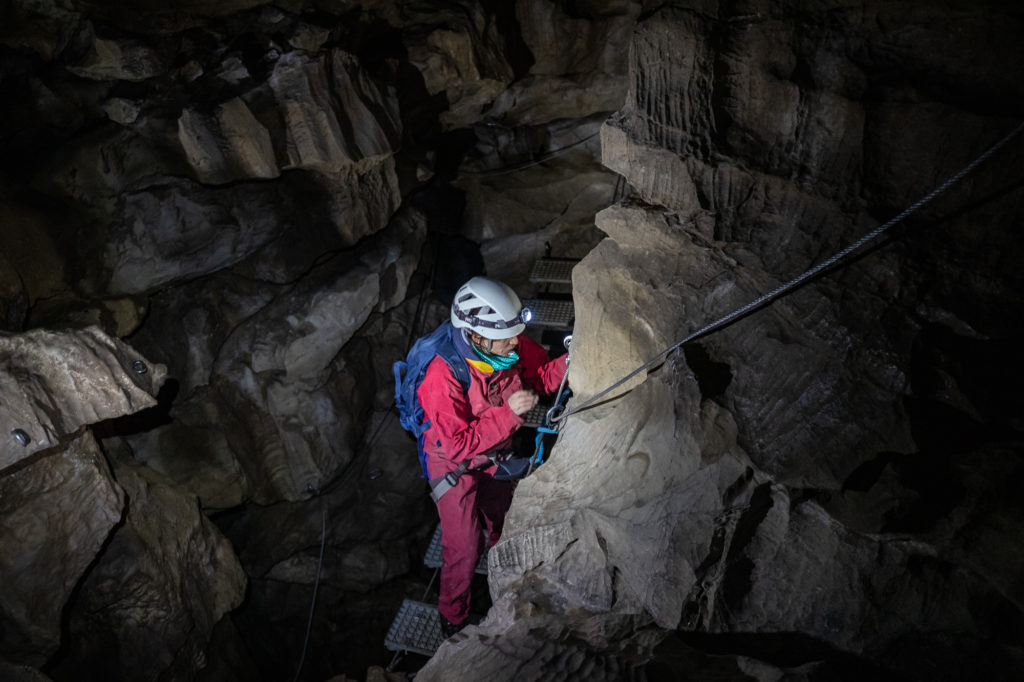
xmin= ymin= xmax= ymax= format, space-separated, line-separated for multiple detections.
xmin=507 ymin=389 xmax=539 ymax=416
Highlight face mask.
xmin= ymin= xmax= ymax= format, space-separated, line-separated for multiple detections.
xmin=473 ymin=345 xmax=519 ymax=371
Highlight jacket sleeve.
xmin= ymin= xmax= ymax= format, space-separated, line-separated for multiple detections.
xmin=417 ymin=357 xmax=523 ymax=462
xmin=517 ymin=334 xmax=568 ymax=395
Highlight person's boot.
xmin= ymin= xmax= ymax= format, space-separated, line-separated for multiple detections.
xmin=439 ymin=615 xmax=467 ymax=638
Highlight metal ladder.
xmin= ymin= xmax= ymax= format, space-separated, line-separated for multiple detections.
xmin=522 ymin=254 xmax=579 ymax=331
xmin=384 ymin=525 xmax=488 ymax=655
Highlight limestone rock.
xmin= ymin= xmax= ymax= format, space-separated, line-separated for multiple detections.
xmin=117 ymin=385 xmax=248 ymax=510
xmin=0 ymin=327 xmax=165 ymax=662
xmin=55 ymin=454 xmax=247 ymax=681
xmin=177 ymin=98 xmax=279 ymax=184
xmin=65 ymin=30 xmax=167 ymax=82
xmin=101 ymin=97 xmax=142 ymax=124
xmin=0 ymin=430 xmax=124 ymax=665
xmin=0 ymin=196 xmax=68 ymax=311
xmin=315 ymin=158 xmax=403 ymax=245
xmin=118 ymin=208 xmax=422 ymax=507
xmin=286 ymin=21 xmax=330 ymax=53
xmin=367 ymin=1 xmax=518 ymax=129
xmin=456 ymin=117 xmax=615 ymax=289
xmin=484 ymin=0 xmax=639 ymax=124
xmin=267 ymin=50 xmax=401 ymax=171
xmin=123 ymin=273 xmax=277 ymax=398
xmin=25 ymin=294 xmax=149 ymax=339
xmin=0 ymin=659 xmax=52 ymax=682
xmin=215 ymin=409 xmax=435 ymax=672
xmin=418 ymin=609 xmax=663 ymax=681
xmin=358 ymin=206 xmax=429 ymax=312
xmin=427 ymin=2 xmax=1024 ymax=679
xmin=409 ymin=25 xmax=513 ymax=128
xmin=208 ymin=263 xmax=379 ymax=502
xmin=33 ymin=126 xmax=174 ymax=220
xmin=35 ymin=44 xmax=403 ymax=297
xmin=459 ymin=120 xmax=607 ymax=245
xmin=2 ymin=1 xmax=1022 ymax=679
xmin=102 ymin=177 xmax=290 ymax=294
xmin=147 ymin=208 xmax=425 ymax=505
xmin=89 ymin=160 xmax=397 ymax=295
xmin=0 ymin=0 xmax=81 ymax=61
xmin=0 ymin=326 xmax=165 ymax=471
xmin=0 ymin=252 xmax=27 ymax=331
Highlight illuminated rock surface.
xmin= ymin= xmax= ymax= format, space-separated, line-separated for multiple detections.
xmin=1 ymin=1 xmax=1022 ymax=680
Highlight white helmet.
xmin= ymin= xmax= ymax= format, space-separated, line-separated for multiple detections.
xmin=450 ymin=276 xmax=532 ymax=340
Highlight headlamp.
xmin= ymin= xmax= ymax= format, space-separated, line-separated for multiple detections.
xmin=454 ymin=305 xmax=534 ymax=330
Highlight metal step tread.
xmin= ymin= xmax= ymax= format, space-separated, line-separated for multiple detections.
xmin=384 ymin=599 xmax=445 ymax=655
xmin=522 ymin=400 xmax=554 ymax=429
xmin=522 ymin=298 xmax=574 ymax=329
xmin=423 ymin=524 xmax=488 ymax=574
xmin=529 ymin=259 xmax=578 ymax=284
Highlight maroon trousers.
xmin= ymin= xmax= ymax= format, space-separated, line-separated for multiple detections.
xmin=427 ymin=457 xmax=514 ymax=625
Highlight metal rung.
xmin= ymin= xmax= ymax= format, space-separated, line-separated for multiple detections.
xmin=522 ymin=298 xmax=574 ymax=329
xmin=384 ymin=599 xmax=445 ymax=655
xmin=424 ymin=524 xmax=488 ymax=574
xmin=529 ymin=259 xmax=577 ymax=284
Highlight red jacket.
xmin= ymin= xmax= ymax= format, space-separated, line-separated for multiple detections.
xmin=417 ymin=332 xmax=567 ymax=468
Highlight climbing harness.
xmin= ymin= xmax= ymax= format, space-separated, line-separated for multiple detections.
xmin=428 ymin=460 xmax=469 ymax=502
xmin=551 ymin=120 xmax=1024 ymax=425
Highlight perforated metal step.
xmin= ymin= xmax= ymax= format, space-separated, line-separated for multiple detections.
xmin=423 ymin=524 xmax=488 ymax=574
xmin=522 ymin=400 xmax=552 ymax=429
xmin=529 ymin=259 xmax=577 ymax=285
xmin=384 ymin=599 xmax=445 ymax=655
xmin=522 ymin=298 xmax=574 ymax=329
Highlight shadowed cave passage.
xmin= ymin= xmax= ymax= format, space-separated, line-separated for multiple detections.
xmin=2 ymin=1 xmax=1024 ymax=681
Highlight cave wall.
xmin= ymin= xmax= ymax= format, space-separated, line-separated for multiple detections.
xmin=2 ymin=0 xmax=1023 ymax=681
xmin=421 ymin=2 xmax=1024 ymax=681
xmin=1 ymin=1 xmax=631 ymax=680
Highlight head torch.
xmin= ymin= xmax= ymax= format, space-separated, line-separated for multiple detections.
xmin=457 ymin=306 xmax=533 ymax=330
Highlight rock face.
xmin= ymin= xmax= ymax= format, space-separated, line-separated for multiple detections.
xmin=0 ymin=326 xmax=164 ymax=472
xmin=0 ymin=429 xmax=124 ymax=666
xmin=55 ymin=450 xmax=247 ymax=682
xmin=0 ymin=327 xmax=247 ymax=682
xmin=3 ymin=0 xmax=1022 ymax=681
xmin=0 ymin=330 xmax=145 ymax=664
xmin=420 ymin=2 xmax=1024 ymax=681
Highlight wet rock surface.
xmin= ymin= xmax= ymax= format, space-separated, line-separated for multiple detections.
xmin=2 ymin=0 xmax=1023 ymax=681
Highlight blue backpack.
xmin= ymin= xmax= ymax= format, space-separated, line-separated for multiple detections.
xmin=393 ymin=321 xmax=471 ymax=477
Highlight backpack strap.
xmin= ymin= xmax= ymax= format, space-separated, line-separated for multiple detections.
xmin=438 ymin=324 xmax=472 ymax=395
